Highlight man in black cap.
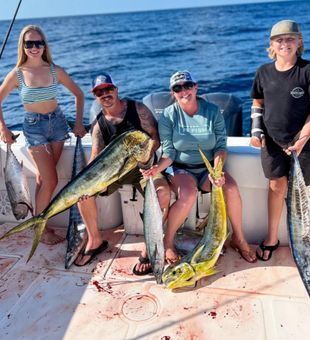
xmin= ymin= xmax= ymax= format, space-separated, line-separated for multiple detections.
xmin=74 ymin=73 xmax=170 ymax=275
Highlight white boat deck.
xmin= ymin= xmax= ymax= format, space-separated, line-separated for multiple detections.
xmin=0 ymin=223 xmax=309 ymax=340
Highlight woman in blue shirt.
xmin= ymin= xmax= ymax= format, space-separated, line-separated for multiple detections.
xmin=142 ymin=71 xmax=256 ymax=264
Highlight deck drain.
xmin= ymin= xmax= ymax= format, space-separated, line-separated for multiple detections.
xmin=122 ymin=295 xmax=158 ymax=321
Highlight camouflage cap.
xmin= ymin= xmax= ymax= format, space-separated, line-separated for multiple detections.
xmin=270 ymin=20 xmax=301 ymax=39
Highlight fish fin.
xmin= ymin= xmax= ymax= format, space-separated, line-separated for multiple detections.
xmin=191 ymin=244 xmax=204 ymax=264
xmin=203 ymin=266 xmax=218 ymax=277
xmin=118 ymin=156 xmax=136 ymax=178
xmin=26 ymin=218 xmax=47 ymax=262
xmin=0 ymin=217 xmax=38 ymax=240
xmin=12 ymin=133 xmax=20 ymax=141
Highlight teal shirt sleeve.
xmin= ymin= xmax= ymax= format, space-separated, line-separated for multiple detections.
xmin=158 ymin=105 xmax=177 ymax=161
xmin=213 ymin=106 xmax=227 ymax=154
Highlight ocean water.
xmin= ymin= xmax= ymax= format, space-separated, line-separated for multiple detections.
xmin=0 ymin=0 xmax=309 ymax=134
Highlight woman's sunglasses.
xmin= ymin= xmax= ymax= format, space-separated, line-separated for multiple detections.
xmin=93 ymin=86 xmax=116 ymax=97
xmin=24 ymin=40 xmax=46 ymax=49
xmin=172 ymin=82 xmax=195 ymax=93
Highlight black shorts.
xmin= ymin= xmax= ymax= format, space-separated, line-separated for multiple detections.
xmin=261 ymin=136 xmax=310 ymax=185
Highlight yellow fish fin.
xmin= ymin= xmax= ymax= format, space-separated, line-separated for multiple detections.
xmin=190 ymin=244 xmax=204 ymax=264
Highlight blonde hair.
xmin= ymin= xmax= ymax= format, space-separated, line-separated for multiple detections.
xmin=16 ymin=25 xmax=53 ymax=67
xmin=266 ymin=35 xmax=304 ymax=60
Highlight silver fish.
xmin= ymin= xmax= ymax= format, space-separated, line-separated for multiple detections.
xmin=65 ymin=137 xmax=87 ymax=269
xmin=4 ymin=142 xmax=33 ymax=220
xmin=287 ymin=151 xmax=310 ymax=296
xmin=0 ymin=130 xmax=154 ymax=262
xmin=143 ymin=177 xmax=165 ymax=283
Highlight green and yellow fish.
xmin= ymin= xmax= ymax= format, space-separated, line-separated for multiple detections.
xmin=162 ymin=147 xmax=228 ymax=289
xmin=0 ymin=130 xmax=154 ymax=262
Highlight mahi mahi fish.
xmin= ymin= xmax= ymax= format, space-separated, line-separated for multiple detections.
xmin=162 ymin=147 xmax=228 ymax=289
xmin=143 ymin=177 xmax=165 ymax=283
xmin=0 ymin=130 xmax=154 ymax=262
xmin=65 ymin=136 xmax=87 ymax=269
xmin=287 ymin=150 xmax=310 ymax=296
xmin=4 ymin=139 xmax=33 ymax=220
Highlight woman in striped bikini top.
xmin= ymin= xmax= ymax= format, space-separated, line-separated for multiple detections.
xmin=0 ymin=25 xmax=86 ymax=245
xmin=16 ymin=63 xmax=58 ymax=105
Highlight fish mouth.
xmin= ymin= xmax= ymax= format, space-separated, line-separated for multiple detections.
xmin=165 ymin=275 xmax=195 ymax=290
xmin=162 ymin=263 xmax=196 ymax=289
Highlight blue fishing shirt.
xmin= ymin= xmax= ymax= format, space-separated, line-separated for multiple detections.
xmin=159 ymin=97 xmax=227 ymax=164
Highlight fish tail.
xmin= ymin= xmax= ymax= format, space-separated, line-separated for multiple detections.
xmin=198 ymin=146 xmax=223 ymax=179
xmin=26 ymin=217 xmax=47 ymax=262
xmin=214 ymin=159 xmax=223 ymax=179
xmin=0 ymin=216 xmax=40 ymax=240
xmin=198 ymin=146 xmax=214 ymax=176
xmin=0 ymin=216 xmax=47 ymax=262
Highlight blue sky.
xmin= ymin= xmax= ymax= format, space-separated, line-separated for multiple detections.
xmin=0 ymin=0 xmax=289 ymax=20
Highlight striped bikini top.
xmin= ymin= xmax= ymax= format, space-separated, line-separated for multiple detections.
xmin=16 ymin=64 xmax=58 ymax=104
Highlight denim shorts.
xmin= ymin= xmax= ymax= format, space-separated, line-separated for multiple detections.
xmin=165 ymin=165 xmax=210 ymax=189
xmin=23 ymin=106 xmax=70 ymax=148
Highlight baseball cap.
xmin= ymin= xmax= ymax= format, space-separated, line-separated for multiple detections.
xmin=92 ymin=73 xmax=116 ymax=92
xmin=170 ymin=71 xmax=196 ymax=89
xmin=270 ymin=20 xmax=301 ymax=39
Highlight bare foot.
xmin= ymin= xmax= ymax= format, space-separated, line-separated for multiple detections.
xmin=165 ymin=247 xmax=181 ymax=264
xmin=40 ymin=228 xmax=65 ymax=245
xmin=230 ymin=236 xmax=256 ymax=263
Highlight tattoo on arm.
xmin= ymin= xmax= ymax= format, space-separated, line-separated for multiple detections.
xmin=136 ymin=102 xmax=159 ymax=142
xmin=91 ymin=123 xmax=105 ymax=159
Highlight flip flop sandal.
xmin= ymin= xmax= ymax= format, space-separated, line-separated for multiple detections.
xmin=256 ymin=240 xmax=280 ymax=261
xmin=132 ymin=255 xmax=153 ymax=276
xmin=74 ymin=240 xmax=109 ymax=266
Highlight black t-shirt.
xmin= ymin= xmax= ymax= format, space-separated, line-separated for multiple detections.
xmin=251 ymin=57 xmax=310 ymax=145
xmin=95 ymin=99 xmax=142 ymax=146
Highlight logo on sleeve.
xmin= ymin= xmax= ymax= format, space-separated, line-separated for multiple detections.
xmin=290 ymin=87 xmax=304 ymax=98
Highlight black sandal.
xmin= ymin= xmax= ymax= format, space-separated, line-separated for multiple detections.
xmin=256 ymin=240 xmax=280 ymax=261
xmin=74 ymin=240 xmax=109 ymax=266
xmin=132 ymin=255 xmax=153 ymax=276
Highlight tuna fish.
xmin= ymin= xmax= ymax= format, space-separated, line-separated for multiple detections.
xmin=0 ymin=130 xmax=154 ymax=262
xmin=287 ymin=151 xmax=310 ymax=296
xmin=143 ymin=177 xmax=165 ymax=283
xmin=4 ymin=139 xmax=33 ymax=220
xmin=65 ymin=136 xmax=87 ymax=269
xmin=162 ymin=147 xmax=228 ymax=289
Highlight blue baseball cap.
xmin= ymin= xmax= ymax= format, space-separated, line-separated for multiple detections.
xmin=92 ymin=73 xmax=116 ymax=92
xmin=170 ymin=70 xmax=196 ymax=89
